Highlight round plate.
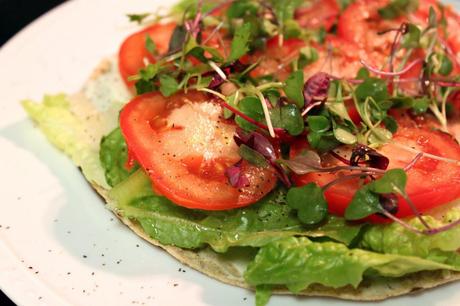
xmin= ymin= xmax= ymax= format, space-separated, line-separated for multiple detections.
xmin=0 ymin=0 xmax=459 ymax=305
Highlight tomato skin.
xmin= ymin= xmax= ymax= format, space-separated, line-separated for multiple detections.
xmin=120 ymin=91 xmax=277 ymax=210
xmin=295 ymin=0 xmax=340 ymax=31
xmin=118 ymin=22 xmax=176 ymax=86
xmin=292 ymin=121 xmax=460 ymax=220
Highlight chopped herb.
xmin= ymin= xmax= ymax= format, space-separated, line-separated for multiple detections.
xmin=127 ymin=13 xmax=150 ymax=24
xmin=228 ymin=23 xmax=252 ymax=62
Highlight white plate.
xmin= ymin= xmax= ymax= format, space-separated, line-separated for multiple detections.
xmin=1 ymin=0 xmax=460 ymax=305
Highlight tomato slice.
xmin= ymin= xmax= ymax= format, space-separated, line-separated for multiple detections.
xmin=295 ymin=0 xmax=340 ymax=31
xmin=250 ymin=36 xmax=305 ymax=80
xmin=118 ymin=22 xmax=176 ymax=86
xmin=292 ymin=119 xmax=460 ymax=219
xmin=119 ymin=91 xmax=277 ymax=210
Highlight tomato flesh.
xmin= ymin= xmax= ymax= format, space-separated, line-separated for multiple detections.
xmin=292 ymin=118 xmax=460 ymax=219
xmin=118 ymin=22 xmax=176 ymax=86
xmin=295 ymin=0 xmax=340 ymax=31
xmin=120 ymin=91 xmax=277 ymax=210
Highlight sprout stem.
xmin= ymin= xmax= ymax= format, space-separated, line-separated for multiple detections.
xmin=360 ymin=58 xmax=423 ymax=77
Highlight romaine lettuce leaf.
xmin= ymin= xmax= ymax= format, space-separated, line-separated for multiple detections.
xmin=22 ymin=94 xmax=110 ymax=188
xmin=109 ymin=170 xmax=363 ymax=252
xmin=244 ymin=237 xmax=459 ymax=292
xmin=360 ymin=209 xmax=460 ymax=267
xmin=100 ymin=127 xmax=138 ymax=187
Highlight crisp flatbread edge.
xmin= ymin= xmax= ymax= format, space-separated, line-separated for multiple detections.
xmin=33 ymin=57 xmax=460 ymax=302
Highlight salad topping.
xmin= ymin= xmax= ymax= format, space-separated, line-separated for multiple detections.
xmin=117 ymin=0 xmax=460 ymax=234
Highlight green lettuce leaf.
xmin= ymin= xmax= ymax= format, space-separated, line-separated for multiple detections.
xmin=109 ymin=170 xmax=363 ymax=252
xmin=100 ymin=127 xmax=138 ymax=187
xmin=22 ymin=94 xmax=113 ymax=188
xmin=255 ymin=285 xmax=272 ymax=306
xmin=360 ymin=209 xmax=460 ymax=267
xmin=244 ymin=237 xmax=459 ymax=292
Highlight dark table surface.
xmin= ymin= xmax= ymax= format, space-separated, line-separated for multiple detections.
xmin=0 ymin=1 xmax=68 ymax=304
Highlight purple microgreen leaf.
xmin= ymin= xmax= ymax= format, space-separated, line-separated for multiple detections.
xmin=271 ymin=162 xmax=291 ymax=188
xmin=225 ymin=160 xmax=250 ymax=188
xmin=281 ymin=151 xmax=322 ymax=175
xmin=378 ymin=193 xmax=399 ymax=215
xmin=205 ymin=61 xmax=248 ymax=89
xmin=234 ymin=129 xmax=277 ymax=161
xmin=302 ymin=72 xmax=331 ymax=115
xmin=208 ymin=73 xmax=226 ymax=89
xmin=233 ymin=129 xmax=291 ymax=187
xmin=350 ymin=144 xmax=390 ymax=170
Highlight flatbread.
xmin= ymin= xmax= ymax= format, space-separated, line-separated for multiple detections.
xmin=46 ymin=57 xmax=460 ymax=301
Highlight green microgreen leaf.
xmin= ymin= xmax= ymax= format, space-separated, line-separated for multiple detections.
xmin=428 ymin=6 xmax=437 ymax=28
xmin=369 ymin=169 xmax=407 ymax=194
xmin=401 ymin=23 xmax=421 ymax=49
xmin=284 ymin=19 xmax=302 ymax=38
xmin=434 ymin=53 xmax=453 ymax=76
xmin=227 ymin=0 xmax=258 ymax=18
xmin=307 ymin=116 xmax=330 ymax=133
xmin=224 ymin=93 xmax=238 ymax=119
xmin=228 ymin=22 xmax=252 ymax=62
xmin=296 ymin=47 xmax=319 ymax=69
xmin=269 ymin=0 xmax=303 ymax=22
xmin=378 ymin=0 xmax=419 ymax=20
xmin=356 ymin=68 xmax=370 ymax=80
xmin=411 ymin=97 xmax=430 ymax=114
xmin=159 ymin=74 xmax=180 ymax=97
xmin=345 ymin=185 xmax=382 ymax=220
xmin=316 ymin=27 xmax=327 ymax=44
xmin=168 ymin=25 xmax=188 ymax=54
xmin=345 ymin=169 xmax=408 ymax=220
xmin=135 ymin=79 xmax=156 ymax=95
xmin=383 ymin=116 xmax=398 ymax=133
xmin=145 ymin=35 xmax=157 ymax=55
xmin=139 ymin=63 xmax=159 ymax=81
xmin=337 ymin=0 xmax=354 ymax=10
xmin=355 ymin=78 xmax=389 ymax=103
xmin=127 ymin=13 xmax=150 ymax=24
xmin=235 ymin=96 xmax=264 ymax=131
xmin=239 ymin=144 xmax=269 ymax=167
xmin=307 ymin=131 xmax=340 ymax=153
xmin=285 ymin=70 xmax=305 ymax=108
xmin=287 ymin=183 xmax=328 ymax=225
xmin=187 ymin=46 xmax=224 ymax=63
xmin=368 ymin=127 xmax=393 ymax=145
xmin=333 ymin=125 xmax=357 ymax=145
xmin=264 ymin=88 xmax=281 ymax=106
xmin=270 ymin=104 xmax=304 ymax=136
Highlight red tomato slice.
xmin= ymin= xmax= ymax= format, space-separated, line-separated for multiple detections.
xmin=118 ymin=22 xmax=176 ymax=86
xmin=250 ymin=36 xmax=305 ymax=80
xmin=119 ymin=91 xmax=277 ymax=210
xmin=295 ymin=0 xmax=340 ymax=31
xmin=292 ymin=119 xmax=460 ymax=219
